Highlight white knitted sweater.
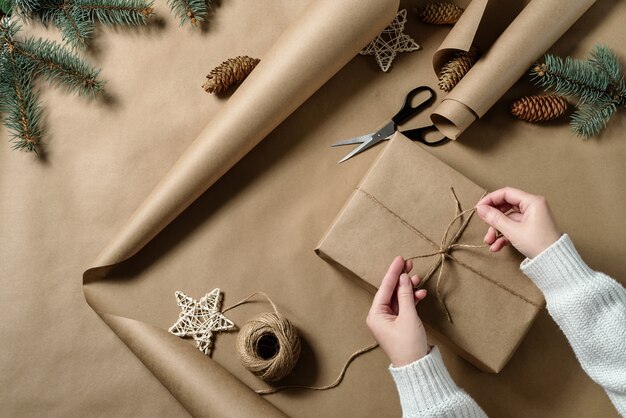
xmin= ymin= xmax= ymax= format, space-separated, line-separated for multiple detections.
xmin=389 ymin=234 xmax=626 ymax=417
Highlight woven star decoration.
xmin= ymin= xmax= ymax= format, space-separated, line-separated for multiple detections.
xmin=360 ymin=9 xmax=420 ymax=72
xmin=168 ymin=289 xmax=235 ymax=355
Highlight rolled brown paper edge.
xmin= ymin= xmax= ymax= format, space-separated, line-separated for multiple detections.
xmin=432 ymin=0 xmax=490 ymax=75
xmin=430 ymin=99 xmax=478 ymax=140
xmin=98 ymin=313 xmax=288 ymax=418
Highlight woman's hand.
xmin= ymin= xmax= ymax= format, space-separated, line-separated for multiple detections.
xmin=366 ymin=256 xmax=430 ymax=367
xmin=475 ymin=187 xmax=562 ymax=259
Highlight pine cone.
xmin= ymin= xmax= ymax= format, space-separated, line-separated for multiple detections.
xmin=415 ymin=2 xmax=464 ymax=25
xmin=202 ymin=56 xmax=260 ymax=94
xmin=511 ymin=95 xmax=569 ymax=123
xmin=438 ymin=46 xmax=480 ymax=92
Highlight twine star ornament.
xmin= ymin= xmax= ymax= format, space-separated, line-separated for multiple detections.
xmin=168 ymin=288 xmax=235 ymax=355
xmin=360 ymin=9 xmax=420 ymax=72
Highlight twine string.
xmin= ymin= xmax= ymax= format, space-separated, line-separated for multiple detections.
xmin=405 ymin=187 xmax=488 ymax=323
xmin=223 ymin=291 xmax=279 ymax=315
xmin=224 ymin=292 xmax=378 ymax=395
xmin=255 ymin=342 xmax=379 ymax=395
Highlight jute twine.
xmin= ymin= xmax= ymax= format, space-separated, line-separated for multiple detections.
xmin=223 ymin=292 xmax=378 ymax=395
xmin=406 ymin=187 xmax=489 ymax=322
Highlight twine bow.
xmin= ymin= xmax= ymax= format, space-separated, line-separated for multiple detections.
xmin=407 ymin=187 xmax=488 ymax=323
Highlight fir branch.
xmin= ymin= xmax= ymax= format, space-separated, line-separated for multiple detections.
xmin=0 ymin=17 xmax=103 ymax=152
xmin=571 ymin=99 xmax=617 ymax=138
xmin=35 ymin=0 xmax=152 ymax=49
xmin=167 ymin=0 xmax=209 ymax=27
xmin=531 ymin=54 xmax=610 ymax=104
xmin=20 ymin=36 xmax=103 ymax=95
xmin=1 ymin=41 xmax=44 ymax=151
xmin=589 ymin=44 xmax=626 ymax=106
xmin=73 ymin=0 xmax=153 ymax=26
xmin=531 ymin=45 xmax=626 ymax=138
xmin=53 ymin=1 xmax=92 ymax=49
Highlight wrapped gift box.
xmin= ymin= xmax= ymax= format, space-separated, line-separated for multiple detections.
xmin=316 ymin=133 xmax=545 ymax=372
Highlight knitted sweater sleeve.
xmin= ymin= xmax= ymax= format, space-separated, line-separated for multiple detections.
xmin=388 ymin=346 xmax=487 ymax=418
xmin=520 ymin=234 xmax=626 ymax=416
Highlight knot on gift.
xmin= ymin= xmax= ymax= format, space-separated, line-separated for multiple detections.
xmin=407 ymin=187 xmax=489 ymax=323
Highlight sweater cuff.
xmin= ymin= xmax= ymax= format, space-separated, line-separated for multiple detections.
xmin=520 ymin=234 xmax=596 ymax=295
xmin=388 ymin=346 xmax=460 ymax=412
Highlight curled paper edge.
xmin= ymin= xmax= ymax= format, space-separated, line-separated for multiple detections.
xmin=81 ymin=0 xmax=400 ymax=415
xmin=432 ymin=0 xmax=489 ymax=75
xmin=431 ymin=0 xmax=597 ymax=140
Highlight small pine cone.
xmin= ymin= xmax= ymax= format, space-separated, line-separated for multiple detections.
xmin=438 ymin=46 xmax=480 ymax=92
xmin=202 ymin=56 xmax=260 ymax=94
xmin=511 ymin=95 xmax=569 ymax=123
xmin=415 ymin=2 xmax=464 ymax=25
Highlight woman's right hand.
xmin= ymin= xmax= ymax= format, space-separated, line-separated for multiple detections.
xmin=475 ymin=187 xmax=562 ymax=259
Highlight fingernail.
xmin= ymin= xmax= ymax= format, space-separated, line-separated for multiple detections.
xmin=476 ymin=204 xmax=488 ymax=218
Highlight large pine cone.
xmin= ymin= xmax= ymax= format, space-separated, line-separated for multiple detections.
xmin=511 ymin=95 xmax=569 ymax=123
xmin=203 ymin=56 xmax=260 ymax=94
xmin=415 ymin=2 xmax=464 ymax=25
xmin=438 ymin=46 xmax=480 ymax=92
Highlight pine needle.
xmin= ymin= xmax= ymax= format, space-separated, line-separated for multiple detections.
xmin=14 ymin=0 xmax=40 ymax=14
xmin=168 ymin=0 xmax=211 ymax=27
xmin=21 ymin=37 xmax=104 ymax=96
xmin=571 ymin=100 xmax=617 ymax=138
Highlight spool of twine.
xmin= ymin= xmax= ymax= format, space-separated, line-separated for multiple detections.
xmin=224 ymin=291 xmax=378 ymax=395
xmin=236 ymin=312 xmax=301 ymax=382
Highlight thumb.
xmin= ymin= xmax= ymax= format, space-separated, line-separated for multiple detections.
xmin=397 ymin=273 xmax=418 ymax=318
xmin=476 ymin=204 xmax=517 ymax=239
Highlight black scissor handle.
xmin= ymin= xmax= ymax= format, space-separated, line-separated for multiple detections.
xmin=391 ymin=86 xmax=436 ymax=125
xmin=402 ymin=125 xmax=449 ymax=146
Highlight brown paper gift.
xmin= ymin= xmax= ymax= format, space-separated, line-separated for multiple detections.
xmin=316 ymin=133 xmax=545 ymax=373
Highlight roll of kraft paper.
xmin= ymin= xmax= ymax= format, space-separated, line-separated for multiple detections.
xmin=432 ymin=0 xmax=489 ymax=75
xmin=83 ymin=0 xmax=399 ymax=416
xmin=88 ymin=0 xmax=398 ymax=269
xmin=430 ymin=0 xmax=597 ymax=140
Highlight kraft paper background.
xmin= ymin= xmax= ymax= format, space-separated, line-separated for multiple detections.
xmin=1 ymin=0 xmax=625 ymax=417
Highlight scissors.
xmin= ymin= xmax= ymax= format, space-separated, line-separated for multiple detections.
xmin=332 ymin=86 xmax=448 ymax=163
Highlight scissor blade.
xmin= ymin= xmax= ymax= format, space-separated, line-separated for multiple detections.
xmin=337 ymin=122 xmax=396 ymax=164
xmin=331 ymin=132 xmax=376 ymax=147
xmin=337 ymin=140 xmax=375 ymax=164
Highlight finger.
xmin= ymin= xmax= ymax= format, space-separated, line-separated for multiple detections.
xmin=390 ymin=283 xmax=399 ymax=315
xmin=404 ymin=259 xmax=413 ymax=274
xmin=496 ymin=203 xmax=513 ymax=214
xmin=484 ymin=226 xmax=498 ymax=244
xmin=410 ymin=274 xmax=421 ymax=288
xmin=490 ymin=236 xmax=510 ymax=252
xmin=397 ymin=273 xmax=418 ymax=317
xmin=414 ymin=289 xmax=427 ymax=303
xmin=373 ymin=256 xmax=405 ymax=307
xmin=475 ymin=204 xmax=518 ymax=238
xmin=477 ymin=187 xmax=536 ymax=211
